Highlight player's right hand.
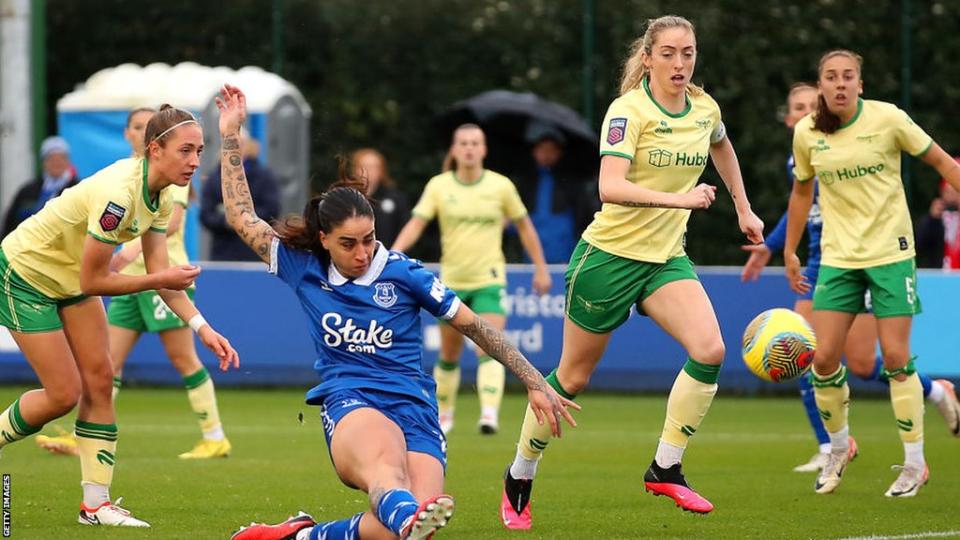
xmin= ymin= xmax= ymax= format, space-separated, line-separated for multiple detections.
xmin=680 ymin=184 xmax=717 ymax=210
xmin=740 ymin=243 xmax=772 ymax=282
xmin=159 ymin=265 xmax=201 ymax=290
xmin=784 ymin=251 xmax=810 ymax=295
xmin=527 ymin=386 xmax=580 ymax=438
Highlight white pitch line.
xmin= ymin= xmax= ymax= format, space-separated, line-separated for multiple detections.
xmin=837 ymin=531 xmax=960 ymax=540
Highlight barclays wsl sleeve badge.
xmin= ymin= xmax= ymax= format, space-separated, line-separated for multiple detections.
xmin=607 ymin=118 xmax=628 ymax=145
xmin=99 ymin=202 xmax=127 ymax=232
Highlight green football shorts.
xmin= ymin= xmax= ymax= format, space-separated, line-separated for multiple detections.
xmin=564 ymin=239 xmax=699 ymax=333
xmin=453 ymin=285 xmax=506 ymax=316
xmin=0 ymin=249 xmax=86 ymax=333
xmin=813 ymin=258 xmax=920 ymax=318
xmin=108 ymin=288 xmax=196 ymax=333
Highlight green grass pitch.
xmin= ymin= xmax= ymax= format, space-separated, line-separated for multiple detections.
xmin=1 ymin=386 xmax=958 ymax=539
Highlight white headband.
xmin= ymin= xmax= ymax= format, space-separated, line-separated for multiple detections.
xmin=152 ymin=119 xmax=198 ymax=142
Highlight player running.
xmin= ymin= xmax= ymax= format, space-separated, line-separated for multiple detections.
xmin=499 ymin=14 xmax=764 ymax=528
xmin=0 ymin=104 xmax=238 ymax=527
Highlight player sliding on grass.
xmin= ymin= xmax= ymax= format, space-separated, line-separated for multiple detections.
xmin=215 ymin=85 xmax=576 ymax=540
xmin=784 ymin=49 xmax=960 ymax=497
xmin=0 ymin=105 xmax=238 ymax=527
xmin=741 ymin=84 xmax=960 ymax=474
xmin=499 ymin=14 xmax=764 ymax=527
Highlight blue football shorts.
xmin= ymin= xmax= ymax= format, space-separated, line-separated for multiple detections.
xmin=318 ymin=388 xmax=447 ymax=472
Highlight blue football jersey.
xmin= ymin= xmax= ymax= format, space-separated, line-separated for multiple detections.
xmin=765 ymin=155 xmax=823 ymax=269
xmin=269 ymin=239 xmax=461 ymax=407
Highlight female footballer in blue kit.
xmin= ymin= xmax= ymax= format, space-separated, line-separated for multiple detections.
xmin=216 ymin=85 xmax=577 ymax=540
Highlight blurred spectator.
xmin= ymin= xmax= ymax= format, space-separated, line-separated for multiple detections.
xmin=917 ymin=162 xmax=960 ymax=269
xmin=200 ymin=129 xmax=280 ymax=261
xmin=351 ymin=148 xmax=410 ymax=248
xmin=510 ymin=130 xmax=600 ymax=264
xmin=2 ymin=136 xmax=80 ymax=238
xmin=123 ymin=107 xmax=156 ymax=157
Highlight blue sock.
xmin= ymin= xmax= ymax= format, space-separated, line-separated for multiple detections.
xmin=375 ymin=489 xmax=418 ymax=535
xmin=919 ymin=372 xmax=933 ymax=398
xmin=864 ymin=357 xmax=887 ymax=384
xmin=799 ymin=373 xmax=829 ymax=445
xmin=309 ymin=513 xmax=363 ymax=540
xmin=867 ymin=356 xmax=932 ymax=398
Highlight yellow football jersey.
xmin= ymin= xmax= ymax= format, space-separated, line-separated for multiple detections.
xmin=585 ymin=78 xmax=724 ymax=263
xmin=412 ymin=169 xmax=527 ymax=290
xmin=121 ymin=183 xmax=191 ymax=276
xmin=1 ymin=158 xmax=174 ymax=299
xmin=792 ymin=99 xmax=932 ymax=268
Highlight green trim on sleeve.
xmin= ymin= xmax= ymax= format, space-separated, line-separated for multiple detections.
xmin=411 ymin=211 xmax=433 ymax=221
xmin=510 ymin=211 xmax=529 ymax=223
xmin=914 ymin=140 xmax=934 ymax=158
xmin=149 ymin=226 xmax=167 ymax=233
xmin=795 ymin=175 xmax=816 ymax=183
xmin=87 ymin=231 xmax=119 ymax=245
xmin=175 ymin=201 xmax=189 ymax=208
xmin=600 ymin=150 xmax=634 ymax=161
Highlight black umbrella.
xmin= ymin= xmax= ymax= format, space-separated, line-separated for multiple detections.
xmin=436 ymin=90 xmax=599 ymax=177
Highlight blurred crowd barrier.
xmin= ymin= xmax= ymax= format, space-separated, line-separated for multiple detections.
xmin=0 ymin=265 xmax=956 ymax=392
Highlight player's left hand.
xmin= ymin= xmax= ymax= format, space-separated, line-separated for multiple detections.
xmin=527 ymin=386 xmax=580 ymax=438
xmin=532 ymin=267 xmax=552 ymax=296
xmin=216 ymin=84 xmax=247 ymax=135
xmin=738 ymin=210 xmax=764 ymax=245
xmin=198 ymin=325 xmax=240 ymax=371
xmin=740 ymin=243 xmax=771 ymax=282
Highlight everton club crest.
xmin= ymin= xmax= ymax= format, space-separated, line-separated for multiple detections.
xmin=373 ymin=282 xmax=398 ymax=308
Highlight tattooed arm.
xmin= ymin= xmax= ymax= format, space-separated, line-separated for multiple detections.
xmin=216 ymin=85 xmax=278 ymax=264
xmin=448 ymin=303 xmax=579 ymax=436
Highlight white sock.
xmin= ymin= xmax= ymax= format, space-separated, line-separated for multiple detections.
xmin=928 ymin=380 xmax=945 ymax=405
xmin=296 ymin=528 xmax=313 ymax=540
xmin=510 ymin=448 xmax=539 ymax=480
xmin=480 ymin=405 xmax=498 ymax=420
xmin=828 ymin=426 xmax=849 ymax=452
xmin=904 ymin=440 xmax=925 ymax=468
xmin=818 ymin=443 xmax=831 ymax=454
xmin=203 ymin=426 xmax=225 ymax=441
xmin=81 ymin=481 xmax=110 ymax=509
xmin=654 ymin=439 xmax=684 ymax=468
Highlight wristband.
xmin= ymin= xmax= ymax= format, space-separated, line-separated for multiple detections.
xmin=188 ymin=314 xmax=208 ymax=333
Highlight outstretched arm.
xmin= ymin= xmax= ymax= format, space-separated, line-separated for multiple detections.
xmin=391 ymin=215 xmax=428 ymax=253
xmin=141 ymin=231 xmax=239 ymax=370
xmin=514 ymin=216 xmax=552 ymax=294
xmin=448 ymin=303 xmax=578 ymax=436
xmin=216 ymin=85 xmax=278 ymax=264
xmin=709 ymin=136 xmax=764 ymax=244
